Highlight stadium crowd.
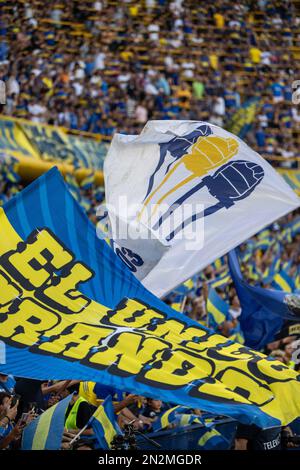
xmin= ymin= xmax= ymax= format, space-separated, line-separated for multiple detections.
xmin=0 ymin=0 xmax=299 ymax=167
xmin=0 ymin=0 xmax=299 ymax=453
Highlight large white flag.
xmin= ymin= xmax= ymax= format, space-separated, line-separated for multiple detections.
xmin=104 ymin=120 xmax=300 ymax=297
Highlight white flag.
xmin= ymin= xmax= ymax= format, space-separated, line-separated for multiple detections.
xmin=104 ymin=120 xmax=300 ymax=297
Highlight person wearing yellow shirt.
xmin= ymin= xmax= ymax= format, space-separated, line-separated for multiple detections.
xmin=129 ymin=5 xmax=139 ymax=16
xmin=250 ymin=47 xmax=262 ymax=64
xmin=120 ymin=50 xmax=134 ymax=62
xmin=209 ymin=53 xmax=218 ymax=70
xmin=214 ymin=13 xmax=224 ymax=29
xmin=176 ymin=82 xmax=192 ymax=109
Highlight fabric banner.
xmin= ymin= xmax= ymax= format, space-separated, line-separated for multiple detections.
xmin=0 ymin=168 xmax=300 ymax=428
xmin=21 ymin=121 xmax=106 ymax=170
xmin=226 ymin=98 xmax=259 ymax=139
xmin=0 ymin=116 xmax=40 ymax=160
xmin=104 ymin=120 xmax=299 ymax=297
xmin=0 ymin=116 xmax=107 ymax=171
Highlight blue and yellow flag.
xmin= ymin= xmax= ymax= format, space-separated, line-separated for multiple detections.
xmin=207 ymin=288 xmax=230 ymax=330
xmin=174 ymin=413 xmax=203 ymax=428
xmin=80 ymin=171 xmax=95 ymax=190
xmin=152 ymin=406 xmax=189 ymax=432
xmin=1 ymin=169 xmax=300 ymax=429
xmin=272 ymin=270 xmax=295 ymax=293
xmin=198 ymin=427 xmax=230 ymax=450
xmin=210 ymin=271 xmax=231 ymax=289
xmin=22 ymin=394 xmax=73 ymax=450
xmin=227 ymin=98 xmax=260 ymax=139
xmin=89 ymin=396 xmax=122 ymax=449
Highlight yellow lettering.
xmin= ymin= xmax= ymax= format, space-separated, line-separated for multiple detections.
xmin=143 ymin=348 xmax=213 ymax=387
xmin=38 ymin=323 xmax=114 ymax=359
xmin=4 ymin=229 xmax=73 ymax=290
xmin=90 ymin=332 xmax=168 ymax=373
xmin=0 ymin=299 xmax=60 ymax=346
xmin=38 ymin=262 xmax=93 ymax=313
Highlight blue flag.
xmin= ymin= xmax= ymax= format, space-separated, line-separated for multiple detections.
xmin=22 ymin=394 xmax=73 ymax=450
xmin=228 ymin=250 xmax=300 ymax=349
xmin=207 ymin=288 xmax=230 ymax=330
xmin=152 ymin=406 xmax=189 ymax=432
xmin=89 ymin=395 xmax=122 ymax=449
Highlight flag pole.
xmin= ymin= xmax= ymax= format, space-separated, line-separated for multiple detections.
xmin=68 ymin=423 xmax=89 ymax=447
xmin=123 ymin=419 xmax=161 ymax=449
xmin=180 ymin=295 xmax=187 ymax=313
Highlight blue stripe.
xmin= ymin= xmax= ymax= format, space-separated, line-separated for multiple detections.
xmin=21 ymin=411 xmax=40 ymax=450
xmin=16 ymin=194 xmax=31 ymax=238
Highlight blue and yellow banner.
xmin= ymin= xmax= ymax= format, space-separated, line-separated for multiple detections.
xmin=20 ymin=120 xmax=107 ymax=170
xmin=0 ymin=116 xmax=40 ymax=160
xmin=1 ymin=168 xmax=300 ymax=429
xmin=227 ymin=98 xmax=260 ymax=139
xmin=0 ymin=116 xmax=106 ymax=183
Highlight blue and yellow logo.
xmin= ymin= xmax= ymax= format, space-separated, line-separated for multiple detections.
xmin=139 ymin=125 xmax=264 ymax=241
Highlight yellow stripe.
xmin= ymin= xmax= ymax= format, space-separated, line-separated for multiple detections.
xmin=198 ymin=428 xmax=221 ymax=446
xmin=184 ymin=279 xmax=194 ymax=289
xmin=93 ymin=406 xmax=116 ymax=448
xmin=212 ymin=275 xmax=230 ymax=288
xmin=32 ymin=403 xmax=58 ymax=449
xmin=273 ymin=274 xmax=292 ymax=292
xmin=207 ymin=299 xmax=226 ymax=324
xmin=161 ymin=406 xmax=179 ymax=429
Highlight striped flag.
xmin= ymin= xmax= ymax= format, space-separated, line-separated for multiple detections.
xmin=174 ymin=413 xmax=203 ymax=428
xmin=272 ymin=270 xmax=295 ymax=293
xmin=80 ymin=171 xmax=95 ymax=190
xmin=210 ymin=271 xmax=231 ymax=289
xmin=207 ymin=288 xmax=230 ymax=329
xmin=22 ymin=394 xmax=73 ymax=450
xmin=89 ymin=395 xmax=122 ymax=449
xmin=152 ymin=406 xmax=189 ymax=432
xmin=198 ymin=428 xmax=230 ymax=450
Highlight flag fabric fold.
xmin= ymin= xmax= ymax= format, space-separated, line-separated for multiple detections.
xmin=104 ymin=120 xmax=299 ymax=297
xmin=228 ymin=250 xmax=300 ymax=349
xmin=0 ymin=168 xmax=300 ymax=429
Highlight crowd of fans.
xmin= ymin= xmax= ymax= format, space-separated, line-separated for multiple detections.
xmin=0 ymin=0 xmax=299 ymax=167
xmin=0 ymin=0 xmax=300 ymax=453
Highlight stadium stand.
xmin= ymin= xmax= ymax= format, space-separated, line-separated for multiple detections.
xmin=0 ymin=0 xmax=299 ymax=454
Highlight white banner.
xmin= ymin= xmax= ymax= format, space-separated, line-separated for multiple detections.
xmin=104 ymin=120 xmax=300 ymax=297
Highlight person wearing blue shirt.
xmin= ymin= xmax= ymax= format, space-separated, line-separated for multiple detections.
xmin=271 ymin=82 xmax=284 ymax=102
xmin=0 ymin=374 xmax=16 ymax=394
xmin=255 ymin=126 xmax=266 ymax=148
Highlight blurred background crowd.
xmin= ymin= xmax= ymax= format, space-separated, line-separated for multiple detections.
xmin=0 ymin=0 xmax=299 ymax=166
xmin=0 ymin=0 xmax=300 ymax=452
